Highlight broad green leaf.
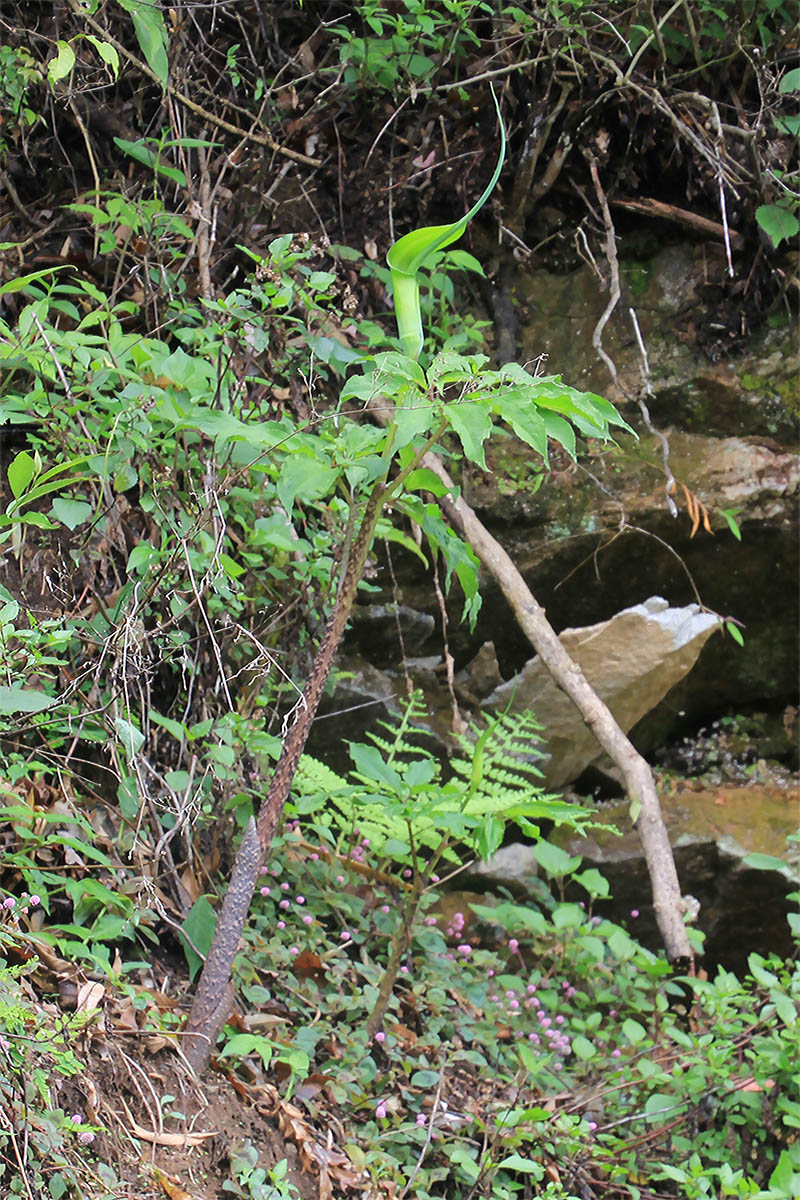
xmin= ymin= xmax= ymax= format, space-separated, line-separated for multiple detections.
xmin=622 ymin=1017 xmax=646 ymax=1044
xmin=772 ymin=990 xmax=797 ymax=1025
xmin=349 ymin=742 xmax=403 ymax=791
xmin=0 ymin=686 xmax=55 ymax=714
xmin=574 ymin=868 xmax=610 ymax=899
xmin=117 ymin=774 xmax=139 ymax=820
xmin=127 ymin=541 xmax=155 ymax=573
xmin=114 ymin=138 xmax=185 ymax=186
xmin=747 ymin=953 xmax=778 ymax=988
xmin=0 ymin=267 xmax=66 ymax=297
xmin=756 ymin=203 xmax=799 ymax=249
xmin=387 ymin=88 xmax=506 ymax=358
xmin=532 ymin=839 xmax=579 ymax=877
xmin=742 ymin=852 xmax=789 ymax=871
xmin=150 ymin=710 xmax=186 ymax=741
xmin=444 ymin=400 xmax=493 ymax=469
xmin=48 ymin=40 xmax=76 ymax=85
xmin=496 ymin=1154 xmax=541 ymax=1173
xmin=571 ymin=1035 xmax=597 ymax=1060
xmin=114 ymin=717 xmax=145 ymax=759
xmin=779 ymin=67 xmax=800 ymax=93
xmin=8 ymin=451 xmax=36 ymax=499
xmin=493 ymin=394 xmax=549 ymax=460
xmin=442 ymin=249 xmax=485 ymax=276
xmin=376 ymin=521 xmax=428 ymax=566
xmin=391 ymin=401 xmax=437 ymax=450
xmin=401 ymin=468 xmax=450 ymax=496
xmin=552 ymin=902 xmax=584 ymax=929
xmin=50 ymin=497 xmax=92 ymax=530
xmin=179 ymin=895 xmax=217 ymax=980
xmin=117 ymin=0 xmax=170 ymax=87
xmin=277 ymin=455 xmax=340 ymax=516
xmin=645 ymin=1093 xmax=677 ymax=1121
xmin=542 ymin=411 xmax=576 ymax=458
xmin=85 ymin=35 xmax=120 ymax=78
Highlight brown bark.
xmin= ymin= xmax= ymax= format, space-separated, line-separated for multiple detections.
xmin=420 ymin=450 xmax=693 ymax=965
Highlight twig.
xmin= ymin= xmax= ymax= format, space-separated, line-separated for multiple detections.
xmin=418 ymin=56 xmax=544 ymax=92
xmin=629 ymin=307 xmax=677 ymax=509
xmin=623 ymin=0 xmax=685 ymax=82
xmin=400 ymin=1068 xmax=446 ymax=1199
xmin=64 ymin=0 xmax=323 ymax=167
xmin=588 ymin=159 xmax=678 ymax=517
xmin=180 ymin=539 xmax=234 ymax=711
xmin=432 ymin=551 xmax=464 ymax=734
xmin=710 ymin=102 xmax=735 ymax=278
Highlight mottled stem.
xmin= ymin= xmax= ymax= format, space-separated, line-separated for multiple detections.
xmin=183 ymin=485 xmax=387 ymax=1075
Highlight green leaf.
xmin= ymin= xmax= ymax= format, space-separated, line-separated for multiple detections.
xmin=443 ymin=249 xmax=485 ymax=276
xmin=401 ymin=468 xmax=451 ymax=496
xmin=779 ymin=67 xmax=800 ymax=93
xmin=84 ymin=34 xmax=120 ymax=78
xmin=8 ymin=450 xmax=36 ymax=498
xmin=114 ymin=717 xmax=145 ymax=759
xmin=117 ymin=774 xmax=139 ymax=821
xmin=444 ymin=400 xmax=493 ymax=469
xmin=386 ymin=87 xmax=505 ymax=358
xmin=747 ymin=953 xmax=778 ymax=988
xmin=756 ymin=203 xmax=799 ymax=249
xmin=48 ymin=40 xmax=76 ymax=85
xmin=127 ymin=541 xmax=155 ymax=573
xmin=496 ymin=1153 xmax=541 ymax=1173
xmin=0 ymin=686 xmax=55 ymax=714
xmin=113 ymin=138 xmax=185 ymax=186
xmin=150 ymin=710 xmax=186 ymax=741
xmin=349 ymin=742 xmax=403 ymax=791
xmin=118 ymin=0 xmax=170 ymax=87
xmin=719 ymin=507 xmax=742 ymax=540
xmin=0 ymin=267 xmax=66 ymax=297
xmin=552 ymin=902 xmax=584 ymax=929
xmin=772 ymin=990 xmax=797 ymax=1025
xmin=50 ymin=497 xmax=92 ymax=530
xmin=571 ymin=1034 xmax=597 ymax=1060
xmin=277 ymin=455 xmax=340 ymax=516
xmin=645 ymin=1093 xmax=678 ymax=1121
xmin=775 ymin=114 xmax=800 ymax=136
xmin=532 ymin=839 xmax=579 ymax=877
xmin=574 ymin=868 xmax=610 ymax=899
xmin=410 ymin=1069 xmax=439 ymax=1087
xmin=179 ymin=895 xmax=217 ymax=980
xmin=493 ymin=393 xmax=549 ymax=461
xmin=622 ymin=1017 xmax=646 ymax=1044
xmin=725 ymin=620 xmax=744 ymax=646
xmin=742 ymin=852 xmax=789 ymax=871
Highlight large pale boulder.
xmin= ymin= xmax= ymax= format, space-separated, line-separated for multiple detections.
xmin=483 ymin=597 xmax=720 ymax=786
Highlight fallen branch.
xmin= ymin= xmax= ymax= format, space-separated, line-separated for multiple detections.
xmin=419 ymin=448 xmax=693 ymax=965
xmin=611 ymin=196 xmax=744 ymax=249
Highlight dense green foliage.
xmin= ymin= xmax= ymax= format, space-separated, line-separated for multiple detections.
xmin=0 ymin=0 xmax=797 ymax=1195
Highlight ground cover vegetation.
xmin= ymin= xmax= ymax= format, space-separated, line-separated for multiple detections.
xmin=0 ymin=1 xmax=797 ymax=1197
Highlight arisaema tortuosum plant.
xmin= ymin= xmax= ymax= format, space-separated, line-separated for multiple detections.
xmin=386 ymin=86 xmax=506 ymax=361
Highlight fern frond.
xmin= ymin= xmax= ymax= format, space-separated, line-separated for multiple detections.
xmin=290 ymin=695 xmax=595 ymax=868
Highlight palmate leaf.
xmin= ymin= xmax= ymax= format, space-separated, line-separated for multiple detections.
xmin=387 ymin=88 xmax=506 ymax=360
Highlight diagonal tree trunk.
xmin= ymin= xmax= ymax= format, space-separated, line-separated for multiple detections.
xmin=420 ymin=448 xmax=693 ymax=964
